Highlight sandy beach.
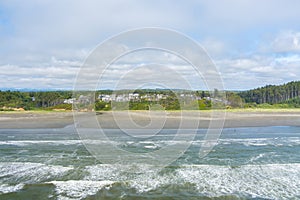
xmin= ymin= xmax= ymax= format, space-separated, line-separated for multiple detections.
xmin=0 ymin=109 xmax=300 ymax=129
xmin=0 ymin=111 xmax=74 ymax=129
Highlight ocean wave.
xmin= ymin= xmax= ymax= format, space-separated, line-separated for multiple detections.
xmin=2 ymin=135 xmax=299 ymax=148
xmin=0 ymin=162 xmax=73 ymax=193
xmin=219 ymin=137 xmax=300 ymax=147
xmin=176 ymin=163 xmax=300 ymax=199
xmin=49 ymin=180 xmax=113 ymax=200
xmin=83 ymin=163 xmax=300 ymax=199
xmin=0 ymin=183 xmax=24 ymax=194
xmin=0 ymin=140 xmax=82 ymax=146
xmin=0 ymin=162 xmax=299 ymax=199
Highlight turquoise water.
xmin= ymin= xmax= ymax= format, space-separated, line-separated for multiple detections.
xmin=0 ymin=126 xmax=300 ymax=199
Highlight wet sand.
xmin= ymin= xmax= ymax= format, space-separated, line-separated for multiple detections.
xmin=0 ymin=112 xmax=74 ymax=129
xmin=0 ymin=110 xmax=300 ymax=129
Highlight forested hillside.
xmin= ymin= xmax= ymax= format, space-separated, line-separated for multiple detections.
xmin=238 ymin=81 xmax=300 ymax=105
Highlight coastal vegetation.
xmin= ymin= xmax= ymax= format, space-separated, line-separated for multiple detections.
xmin=239 ymin=81 xmax=300 ymax=105
xmin=1 ymin=81 xmax=300 ymax=111
xmin=0 ymin=91 xmax=72 ymax=111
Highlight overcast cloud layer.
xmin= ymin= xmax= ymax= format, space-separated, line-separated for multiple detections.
xmin=1 ymin=0 xmax=300 ymax=90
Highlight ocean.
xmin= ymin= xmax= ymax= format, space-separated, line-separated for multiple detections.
xmin=0 ymin=126 xmax=299 ymax=199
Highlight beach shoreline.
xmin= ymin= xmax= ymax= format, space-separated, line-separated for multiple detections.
xmin=0 ymin=109 xmax=300 ymax=129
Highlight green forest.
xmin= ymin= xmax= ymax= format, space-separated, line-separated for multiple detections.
xmin=1 ymin=81 xmax=300 ymax=111
xmin=0 ymin=91 xmax=73 ymax=111
xmin=239 ymin=81 xmax=300 ymax=108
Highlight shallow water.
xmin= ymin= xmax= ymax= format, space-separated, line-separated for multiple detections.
xmin=0 ymin=126 xmax=299 ymax=199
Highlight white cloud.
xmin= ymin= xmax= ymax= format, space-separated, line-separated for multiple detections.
xmin=250 ymin=66 xmax=274 ymax=73
xmin=268 ymin=31 xmax=300 ymax=53
xmin=274 ymin=54 xmax=300 ymax=63
xmin=98 ymin=63 xmax=205 ymax=90
xmin=201 ymin=38 xmax=228 ymax=58
xmin=1 ymin=1 xmax=300 ymax=90
xmin=197 ymin=0 xmax=300 ymax=31
xmin=216 ymin=53 xmax=300 ymax=90
xmin=0 ymin=62 xmax=80 ymax=89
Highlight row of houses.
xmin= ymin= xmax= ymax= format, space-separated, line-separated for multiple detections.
xmin=99 ymin=93 xmax=140 ymax=102
xmin=64 ymin=95 xmax=91 ymax=104
xmin=97 ymin=93 xmax=203 ymax=102
xmin=64 ymin=93 xmax=214 ymax=104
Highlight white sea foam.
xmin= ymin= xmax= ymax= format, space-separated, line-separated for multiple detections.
xmin=219 ymin=137 xmax=300 ymax=147
xmin=85 ymin=164 xmax=123 ymax=181
xmin=84 ymin=164 xmax=167 ymax=193
xmin=0 ymin=162 xmax=73 ymax=194
xmin=3 ymin=135 xmax=298 ymax=148
xmin=144 ymin=145 xmax=158 ymax=149
xmin=84 ymin=164 xmax=160 ymax=181
xmin=176 ymin=163 xmax=300 ymax=199
xmin=248 ymin=153 xmax=271 ymax=163
xmin=1 ymin=161 xmax=299 ymax=199
xmin=84 ymin=163 xmax=300 ymax=199
xmin=0 ymin=140 xmax=82 ymax=146
xmin=0 ymin=183 xmax=24 ymax=194
xmin=49 ymin=180 xmax=113 ymax=200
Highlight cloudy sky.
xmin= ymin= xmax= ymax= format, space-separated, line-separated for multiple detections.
xmin=1 ymin=0 xmax=300 ymax=90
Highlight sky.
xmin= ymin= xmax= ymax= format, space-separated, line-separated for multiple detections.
xmin=1 ymin=0 xmax=300 ymax=90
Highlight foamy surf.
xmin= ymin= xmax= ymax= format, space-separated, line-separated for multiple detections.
xmin=82 ymin=163 xmax=300 ymax=199
xmin=0 ymin=183 xmax=24 ymax=194
xmin=1 ymin=163 xmax=300 ymax=199
xmin=0 ymin=140 xmax=82 ymax=146
xmin=49 ymin=180 xmax=114 ymax=200
xmin=0 ymin=126 xmax=299 ymax=199
xmin=176 ymin=163 xmax=300 ymax=199
xmin=0 ymin=162 xmax=73 ymax=194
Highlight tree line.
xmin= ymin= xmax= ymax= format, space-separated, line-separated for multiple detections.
xmin=1 ymin=81 xmax=300 ymax=111
xmin=0 ymin=91 xmax=72 ymax=111
xmin=238 ymin=81 xmax=300 ymax=106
